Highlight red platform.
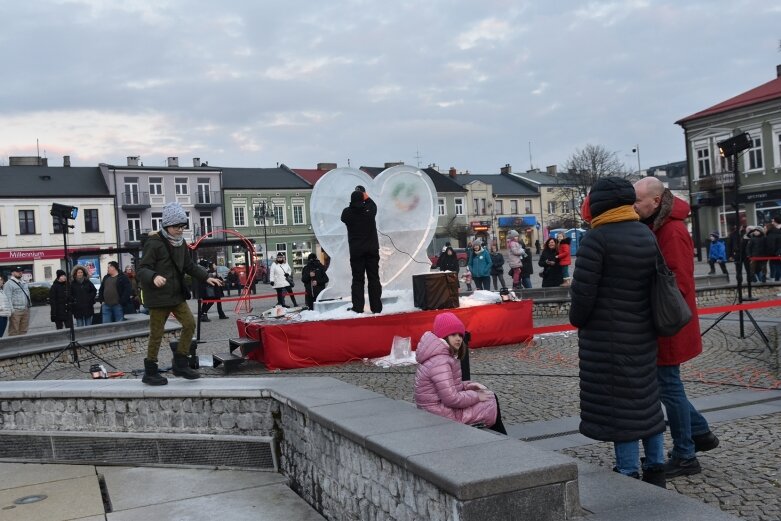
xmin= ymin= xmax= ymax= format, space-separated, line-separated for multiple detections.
xmin=237 ymin=300 xmax=533 ymax=370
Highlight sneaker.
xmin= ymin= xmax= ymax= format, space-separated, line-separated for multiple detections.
xmin=664 ymin=456 xmax=701 ymax=478
xmin=692 ymin=431 xmax=720 ymax=453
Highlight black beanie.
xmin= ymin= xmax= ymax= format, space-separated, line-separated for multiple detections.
xmin=307 ymin=253 xmax=317 ymax=261
xmin=350 ymin=190 xmax=364 ymax=204
xmin=588 ymin=177 xmax=637 ymax=218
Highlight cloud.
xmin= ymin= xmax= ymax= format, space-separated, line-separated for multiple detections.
xmin=264 ymin=56 xmax=354 ymax=80
xmin=456 ymin=18 xmax=513 ymax=50
xmin=570 ymin=0 xmax=650 ymax=27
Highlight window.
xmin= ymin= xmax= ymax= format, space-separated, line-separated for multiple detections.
xmin=292 ymin=202 xmax=305 ymax=225
xmin=776 ymin=132 xmax=781 ymax=166
xmin=149 ymin=177 xmax=163 ymax=195
xmin=124 ymin=179 xmax=140 ymax=204
xmin=275 ymin=243 xmax=288 ymax=256
xmin=19 ymin=210 xmax=35 ymax=235
xmin=234 ymin=206 xmax=246 ymax=227
xmin=197 ymin=179 xmax=211 ymax=203
xmin=253 ymin=202 xmax=270 ymax=226
xmin=454 ymin=198 xmax=464 ymax=215
xmin=175 ymin=178 xmax=189 ymax=195
xmin=524 ymin=199 xmax=533 ymax=214
xmin=199 ymin=212 xmax=213 ymax=235
xmin=151 ymin=212 xmax=163 ymax=231
xmin=495 ymin=200 xmax=503 ymax=215
xmin=748 ymin=135 xmax=763 ymax=170
xmin=273 ymin=201 xmax=285 ymax=225
xmin=473 ymin=198 xmax=479 ymax=215
xmin=548 ymin=201 xmax=557 ymax=214
xmin=84 ymin=209 xmax=99 ymax=232
xmin=127 ymin=215 xmax=141 ymax=241
xmin=438 ymin=198 xmax=446 ymax=216
xmin=510 ymin=200 xmax=518 ymax=215
xmin=480 ymin=199 xmax=486 ymax=215
xmin=696 ymin=147 xmax=711 ymax=177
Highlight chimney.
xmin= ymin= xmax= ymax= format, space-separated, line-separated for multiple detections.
xmin=127 ymin=156 xmax=139 ymax=167
xmin=193 ymin=157 xmax=200 ymax=167
xmin=448 ymin=167 xmax=457 ymax=178
xmin=500 ymin=163 xmax=512 ymax=175
xmin=317 ymin=162 xmax=337 ymax=171
xmin=384 ymin=161 xmax=404 ymax=168
xmin=777 ymin=64 xmax=781 ymax=78
xmin=63 ymin=155 xmax=71 ymax=167
xmin=546 ymin=165 xmax=557 ymax=177
xmin=167 ymin=156 xmax=179 ymax=167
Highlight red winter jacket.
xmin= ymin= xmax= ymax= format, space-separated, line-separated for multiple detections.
xmin=649 ymin=193 xmax=702 ymax=365
xmin=414 ymin=332 xmax=497 ymax=427
xmin=557 ymin=241 xmax=572 ymax=266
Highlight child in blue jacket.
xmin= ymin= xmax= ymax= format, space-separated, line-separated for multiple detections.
xmin=707 ymin=232 xmax=729 ymax=280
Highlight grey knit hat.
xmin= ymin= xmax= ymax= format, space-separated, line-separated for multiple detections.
xmin=507 ymin=229 xmax=519 ymax=239
xmin=162 ymin=202 xmax=188 ymax=227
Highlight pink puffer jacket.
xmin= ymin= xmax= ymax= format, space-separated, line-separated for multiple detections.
xmin=414 ymin=331 xmax=497 ymax=427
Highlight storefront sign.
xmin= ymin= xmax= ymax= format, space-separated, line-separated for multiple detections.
xmin=497 ymin=216 xmax=538 ymax=227
xmin=0 ymin=249 xmax=67 ymax=261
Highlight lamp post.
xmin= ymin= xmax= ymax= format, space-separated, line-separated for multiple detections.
xmin=632 ymin=145 xmax=642 ymax=176
xmin=254 ymin=201 xmax=274 ymax=283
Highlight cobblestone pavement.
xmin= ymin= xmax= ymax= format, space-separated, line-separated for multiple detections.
xmin=9 ymin=259 xmax=781 ymax=520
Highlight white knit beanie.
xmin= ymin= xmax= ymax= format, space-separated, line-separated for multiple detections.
xmin=162 ymin=202 xmax=188 ymax=227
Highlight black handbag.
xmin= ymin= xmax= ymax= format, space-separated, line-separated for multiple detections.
xmin=651 ymin=242 xmax=692 ymax=336
xmin=284 ymin=273 xmax=295 ymax=288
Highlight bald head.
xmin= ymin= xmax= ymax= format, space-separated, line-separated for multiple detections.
xmin=633 ymin=176 xmax=664 ymax=219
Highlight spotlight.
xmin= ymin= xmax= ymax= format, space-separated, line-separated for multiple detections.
xmin=50 ymin=203 xmax=78 ymax=220
xmin=717 ymin=132 xmax=752 ymax=157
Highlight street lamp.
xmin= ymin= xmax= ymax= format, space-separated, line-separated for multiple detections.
xmin=253 ymin=201 xmax=275 ymax=283
xmin=632 ymin=145 xmax=642 ymax=176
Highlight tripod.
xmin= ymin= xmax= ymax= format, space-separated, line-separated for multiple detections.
xmin=34 ymin=213 xmax=116 ymax=379
xmin=701 ymin=152 xmax=772 ymax=352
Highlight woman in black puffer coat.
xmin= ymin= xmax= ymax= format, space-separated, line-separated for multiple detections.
xmin=570 ymin=177 xmax=666 ymax=487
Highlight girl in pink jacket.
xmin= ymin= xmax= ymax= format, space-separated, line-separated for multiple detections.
xmin=414 ymin=312 xmax=506 ymax=434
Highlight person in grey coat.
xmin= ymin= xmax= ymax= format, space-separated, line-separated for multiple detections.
xmin=570 ymin=177 xmax=666 ymax=488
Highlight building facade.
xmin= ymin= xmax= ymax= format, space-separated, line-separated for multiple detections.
xmin=677 ymin=65 xmax=781 ymax=247
xmin=510 ymin=165 xmax=581 ymax=240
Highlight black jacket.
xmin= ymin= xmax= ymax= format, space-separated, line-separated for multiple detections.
xmin=520 ymin=245 xmax=533 ymax=276
xmin=766 ymin=226 xmax=781 ymax=256
xmin=437 ymin=248 xmax=460 ymax=274
xmin=490 ymin=252 xmax=505 ymax=276
xmin=301 ymin=259 xmax=329 ymax=293
xmin=70 ymin=277 xmax=97 ymax=318
xmin=137 ymin=232 xmax=209 ymax=308
xmin=538 ymin=248 xmax=563 ymax=287
xmin=49 ymin=280 xmax=69 ymax=322
xmin=98 ymin=273 xmax=132 ymax=306
xmin=570 ymin=221 xmax=665 ymax=442
xmin=340 ymin=197 xmax=379 ymax=256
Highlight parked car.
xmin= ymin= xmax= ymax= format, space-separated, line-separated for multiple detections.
xmin=429 ymin=248 xmax=468 ymax=268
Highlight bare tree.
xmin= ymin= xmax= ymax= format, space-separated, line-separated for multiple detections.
xmin=548 ymin=144 xmax=629 ymax=228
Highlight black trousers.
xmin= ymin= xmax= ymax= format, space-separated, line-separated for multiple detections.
xmin=490 ymin=396 xmax=507 ymax=435
xmin=276 ymin=286 xmax=297 ymax=307
xmin=305 ymin=285 xmax=324 ymax=310
xmin=350 ymin=250 xmax=382 ymax=313
xmin=201 ymin=300 xmax=226 ymax=318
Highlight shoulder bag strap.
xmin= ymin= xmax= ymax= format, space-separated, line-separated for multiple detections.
xmin=11 ymin=279 xmax=31 ymax=307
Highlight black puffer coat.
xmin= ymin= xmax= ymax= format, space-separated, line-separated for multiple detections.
xmin=570 ymin=220 xmax=665 ymax=442
xmin=340 ymin=196 xmax=379 ymax=256
xmin=49 ymin=280 xmax=69 ymax=323
xmin=70 ymin=275 xmax=96 ymax=319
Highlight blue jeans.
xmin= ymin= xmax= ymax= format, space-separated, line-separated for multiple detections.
xmin=521 ymin=276 xmax=532 ymax=289
xmin=770 ymin=260 xmax=781 ymax=281
xmin=657 ymin=365 xmax=710 ymax=459
xmin=0 ymin=316 xmax=7 ymax=337
xmin=76 ymin=316 xmax=93 ymax=327
xmin=614 ymin=432 xmax=665 ymax=476
xmin=102 ymin=304 xmax=125 ymax=323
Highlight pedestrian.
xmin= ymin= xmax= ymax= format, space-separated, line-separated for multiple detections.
xmin=340 ymin=186 xmax=382 ymax=313
xmin=98 ymin=261 xmax=131 ymax=323
xmin=200 ymin=262 xmax=228 ymax=320
xmin=570 ymin=176 xmax=666 ymax=487
xmin=436 ymin=246 xmax=460 ymax=274
xmin=414 ymin=312 xmax=506 ymax=435
xmin=4 ymin=267 xmax=32 ymax=336
xmin=539 ymin=238 xmax=564 ymax=287
xmin=556 ymin=235 xmax=572 ymax=284
xmin=460 ymin=267 xmax=473 ymax=291
xmin=124 ymin=265 xmax=140 ymax=314
xmin=466 ymin=239 xmax=491 ymax=290
xmin=0 ymin=275 xmax=12 ymax=337
xmin=520 ymin=239 xmax=534 ymax=289
xmin=301 ymin=253 xmax=329 ymax=310
xmin=506 ymin=230 xmax=524 ymax=290
xmin=225 ymin=268 xmax=239 ymax=296
xmin=489 ymin=244 xmax=507 ymax=290
xmin=49 ymin=269 xmax=72 ymax=330
xmin=270 ymin=252 xmax=298 ymax=308
xmin=707 ymin=232 xmax=729 ymax=280
xmin=534 ymin=239 xmax=541 ymax=255
xmin=766 ymin=215 xmax=781 ymax=281
xmin=634 ymin=176 xmax=719 ymax=478
xmin=70 ymin=265 xmax=97 ymax=326
xmin=745 ymin=226 xmax=768 ymax=283
xmin=728 ymin=222 xmax=750 ymax=282
xmin=137 ymin=202 xmax=223 ymax=385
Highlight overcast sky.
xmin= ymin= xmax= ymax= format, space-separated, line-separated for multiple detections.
xmin=0 ymin=1 xmax=779 ymax=174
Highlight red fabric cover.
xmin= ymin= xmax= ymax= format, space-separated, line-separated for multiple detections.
xmin=652 ymin=197 xmax=702 ymax=365
xmin=240 ymin=300 xmax=533 ymax=370
xmin=413 ymin=331 xmax=497 ymax=427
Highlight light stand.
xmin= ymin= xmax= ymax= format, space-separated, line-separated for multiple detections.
xmin=254 ymin=201 xmax=274 ymax=284
xmin=35 ymin=204 xmax=117 ymax=379
xmin=701 ymin=134 xmax=771 ymax=351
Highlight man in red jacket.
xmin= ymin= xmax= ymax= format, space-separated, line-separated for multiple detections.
xmin=634 ymin=176 xmax=719 ymax=478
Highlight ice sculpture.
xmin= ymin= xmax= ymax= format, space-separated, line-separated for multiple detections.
xmin=310 ymin=165 xmax=438 ymax=303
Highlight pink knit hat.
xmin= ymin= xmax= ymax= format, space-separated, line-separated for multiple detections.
xmin=433 ymin=312 xmax=465 ymax=338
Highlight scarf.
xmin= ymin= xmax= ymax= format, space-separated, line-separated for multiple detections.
xmin=160 ymin=228 xmax=184 ymax=247
xmin=590 ymin=205 xmax=640 ymax=229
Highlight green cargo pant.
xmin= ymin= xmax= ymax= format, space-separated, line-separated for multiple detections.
xmin=147 ymin=301 xmax=195 ymax=362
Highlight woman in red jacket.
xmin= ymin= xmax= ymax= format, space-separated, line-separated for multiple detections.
xmin=414 ymin=312 xmax=505 ymax=434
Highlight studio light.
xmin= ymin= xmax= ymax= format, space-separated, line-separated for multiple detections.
xmin=50 ymin=203 xmax=79 ymax=220
xmin=717 ymin=132 xmax=752 ymax=157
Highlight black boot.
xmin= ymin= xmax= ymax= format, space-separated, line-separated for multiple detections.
xmin=172 ymin=353 xmax=201 ymax=379
xmin=693 ymin=431 xmax=720 ymax=453
xmin=200 ymin=314 xmax=210 ymax=322
xmin=642 ymin=465 xmax=666 ymax=488
xmin=142 ymin=359 xmax=168 ymax=386
xmin=665 ymin=456 xmax=701 ymax=478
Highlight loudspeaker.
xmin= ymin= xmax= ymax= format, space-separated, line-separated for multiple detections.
xmin=413 ymin=272 xmax=459 ymax=310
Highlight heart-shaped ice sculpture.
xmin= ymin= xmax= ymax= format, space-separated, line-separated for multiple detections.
xmin=310 ymin=165 xmax=437 ymax=303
